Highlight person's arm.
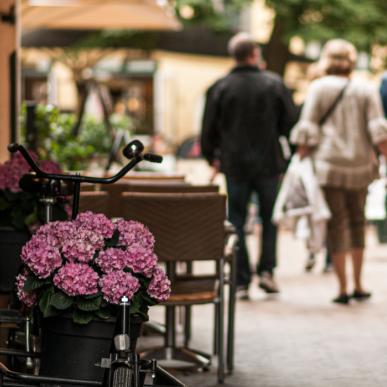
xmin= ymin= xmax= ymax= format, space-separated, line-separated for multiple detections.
xmin=365 ymin=84 xmax=387 ymax=157
xmin=290 ymin=81 xmax=323 ymax=158
xmin=200 ymin=83 xmax=221 ymax=167
xmin=277 ymin=82 xmax=298 ymax=138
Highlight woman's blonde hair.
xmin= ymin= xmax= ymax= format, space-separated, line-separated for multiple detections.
xmin=319 ymin=39 xmax=357 ymax=75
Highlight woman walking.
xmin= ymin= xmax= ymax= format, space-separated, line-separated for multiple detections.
xmin=291 ymin=39 xmax=387 ymax=304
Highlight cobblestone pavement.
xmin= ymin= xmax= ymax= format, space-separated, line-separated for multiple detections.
xmin=140 ymin=227 xmax=387 ymax=387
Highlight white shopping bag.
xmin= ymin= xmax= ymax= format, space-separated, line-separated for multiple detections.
xmin=365 ymin=178 xmax=386 ymax=221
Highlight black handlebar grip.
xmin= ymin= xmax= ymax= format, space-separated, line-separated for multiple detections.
xmin=8 ymin=143 xmax=20 ymax=153
xmin=122 ymin=140 xmax=144 ymax=159
xmin=143 ymin=153 xmax=163 ymax=163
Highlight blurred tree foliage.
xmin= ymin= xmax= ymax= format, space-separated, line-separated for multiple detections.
xmin=265 ymin=0 xmax=387 ymax=74
xmin=20 ymin=104 xmax=132 ymax=171
xmin=173 ymin=0 xmax=252 ymax=31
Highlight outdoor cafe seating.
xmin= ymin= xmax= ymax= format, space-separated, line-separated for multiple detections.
xmin=78 ymin=178 xmax=238 ymax=384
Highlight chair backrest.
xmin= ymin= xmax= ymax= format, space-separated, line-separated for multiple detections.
xmin=120 ymin=192 xmax=226 ymax=262
xmin=105 ymin=172 xmax=186 ymax=183
xmin=101 ymin=183 xmax=219 ymax=217
xmin=117 ymin=183 xmax=219 ymax=194
xmin=78 ymin=191 xmax=110 ymax=214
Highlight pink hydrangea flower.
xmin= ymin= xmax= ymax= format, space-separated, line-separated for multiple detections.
xmin=126 ymin=244 xmax=157 ymax=277
xmin=76 ymin=211 xmax=115 ymax=239
xmin=53 ymin=262 xmax=99 ymax=296
xmin=0 ymin=152 xmax=61 ymax=193
xmin=99 ymin=271 xmax=140 ymax=304
xmin=0 ymin=152 xmax=33 ymax=192
xmin=147 ymin=267 xmax=171 ymax=302
xmin=15 ymin=272 xmax=37 ymax=308
xmin=35 ymin=221 xmax=76 ymax=248
xmin=21 ymin=235 xmax=62 ymax=278
xmin=115 ymin=219 xmax=155 ymax=249
xmin=96 ymin=248 xmax=128 ymax=273
xmin=62 ymin=226 xmax=104 ymax=263
xmin=39 ymin=160 xmax=63 ymax=174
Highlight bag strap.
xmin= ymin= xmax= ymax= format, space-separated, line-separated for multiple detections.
xmin=318 ymin=81 xmax=350 ymax=126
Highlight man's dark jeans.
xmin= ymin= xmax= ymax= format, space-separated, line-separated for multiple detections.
xmin=226 ymin=175 xmax=279 ymax=287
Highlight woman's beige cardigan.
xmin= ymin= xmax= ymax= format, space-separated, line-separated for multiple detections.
xmin=291 ymin=75 xmax=387 ymax=189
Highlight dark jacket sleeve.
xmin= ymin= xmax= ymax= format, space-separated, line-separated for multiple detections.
xmin=200 ymin=83 xmax=221 ymax=165
xmin=277 ymin=82 xmax=298 ymax=138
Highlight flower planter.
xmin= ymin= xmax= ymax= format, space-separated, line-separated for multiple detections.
xmin=40 ymin=314 xmax=115 ymax=384
xmin=0 ymin=227 xmax=30 ymax=294
xmin=40 ymin=314 xmax=144 ymax=385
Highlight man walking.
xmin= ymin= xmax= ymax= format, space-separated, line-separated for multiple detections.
xmin=200 ymin=32 xmax=297 ymax=297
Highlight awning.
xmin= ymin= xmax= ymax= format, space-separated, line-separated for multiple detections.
xmin=21 ymin=0 xmax=181 ymax=31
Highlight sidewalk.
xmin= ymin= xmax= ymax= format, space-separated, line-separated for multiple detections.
xmin=145 ymin=226 xmax=387 ymax=387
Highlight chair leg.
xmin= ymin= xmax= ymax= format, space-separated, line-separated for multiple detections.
xmin=227 ymin=249 xmax=237 ymax=373
xmin=217 ymin=258 xmax=225 ymax=384
xmin=184 ymin=306 xmax=191 ymax=347
xmin=213 ymin=304 xmax=219 ymax=355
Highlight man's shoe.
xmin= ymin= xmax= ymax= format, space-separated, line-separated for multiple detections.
xmin=351 ymin=290 xmax=372 ymax=301
xmin=259 ymin=272 xmax=279 ymax=294
xmin=305 ymin=256 xmax=316 ymax=272
xmin=236 ymin=285 xmax=249 ymax=300
xmin=332 ymin=294 xmax=350 ymax=305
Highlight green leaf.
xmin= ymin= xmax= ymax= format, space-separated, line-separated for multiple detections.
xmin=50 ymin=292 xmax=73 ymax=310
xmin=24 ymin=275 xmax=48 ymax=291
xmin=95 ymin=308 xmax=113 ymax=320
xmin=76 ymin=296 xmax=102 ymax=312
xmin=73 ymin=309 xmax=94 ymax=325
xmin=104 ymin=229 xmax=120 ymax=247
xmin=39 ymin=287 xmax=59 ymax=318
xmin=0 ymin=196 xmax=11 ymax=211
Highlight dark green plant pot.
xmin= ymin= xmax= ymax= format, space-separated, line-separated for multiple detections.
xmin=40 ymin=313 xmax=144 ymax=385
xmin=0 ymin=227 xmax=30 ymax=294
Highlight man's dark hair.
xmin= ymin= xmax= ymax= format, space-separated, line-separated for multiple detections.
xmin=228 ymin=32 xmax=258 ymax=62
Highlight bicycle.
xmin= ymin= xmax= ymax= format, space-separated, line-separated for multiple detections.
xmin=0 ymin=140 xmax=185 ymax=387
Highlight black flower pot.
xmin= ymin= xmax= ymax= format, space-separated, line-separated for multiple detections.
xmin=40 ymin=313 xmax=144 ymax=385
xmin=0 ymin=227 xmax=30 ymax=294
xmin=40 ymin=314 xmax=115 ymax=384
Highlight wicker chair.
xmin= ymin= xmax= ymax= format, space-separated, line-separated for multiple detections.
xmin=120 ymin=192 xmax=233 ymax=383
xmin=78 ymin=191 xmax=110 ymax=214
xmin=101 ymin=183 xmax=218 ymax=218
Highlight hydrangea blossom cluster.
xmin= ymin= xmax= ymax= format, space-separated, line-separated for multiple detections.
xmin=15 ymin=271 xmax=37 ymax=308
xmin=0 ymin=151 xmax=68 ymax=232
xmin=99 ymin=271 xmax=140 ymax=304
xmin=0 ymin=152 xmax=62 ymax=193
xmin=0 ymin=152 xmax=34 ymax=192
xmin=54 ymin=263 xmax=99 ymax=296
xmin=147 ymin=267 xmax=171 ymax=302
xmin=17 ymin=211 xmax=171 ymax=321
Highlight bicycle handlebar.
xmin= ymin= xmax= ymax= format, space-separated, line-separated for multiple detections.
xmin=8 ymin=141 xmax=163 ymax=185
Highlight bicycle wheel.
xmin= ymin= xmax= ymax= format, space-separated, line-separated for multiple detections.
xmin=112 ymin=366 xmax=133 ymax=387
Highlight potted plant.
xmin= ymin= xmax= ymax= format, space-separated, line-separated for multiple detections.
xmin=0 ymin=151 xmax=68 ymax=300
xmin=16 ymin=211 xmax=171 ymax=382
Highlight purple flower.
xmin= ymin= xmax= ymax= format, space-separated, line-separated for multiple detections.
xmin=147 ymin=267 xmax=171 ymax=302
xmin=21 ymin=235 xmax=62 ymax=278
xmin=76 ymin=211 xmax=115 ymax=239
xmin=53 ymin=262 xmax=99 ymax=296
xmin=126 ymin=244 xmax=157 ymax=277
xmin=62 ymin=226 xmax=104 ymax=263
xmin=15 ymin=272 xmax=37 ymax=308
xmin=39 ymin=160 xmax=63 ymax=174
xmin=99 ymin=271 xmax=140 ymax=304
xmin=0 ymin=152 xmax=33 ymax=192
xmin=115 ymin=219 xmax=155 ymax=249
xmin=96 ymin=248 xmax=128 ymax=273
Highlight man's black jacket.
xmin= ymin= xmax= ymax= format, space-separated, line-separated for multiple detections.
xmin=200 ymin=65 xmax=298 ymax=179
